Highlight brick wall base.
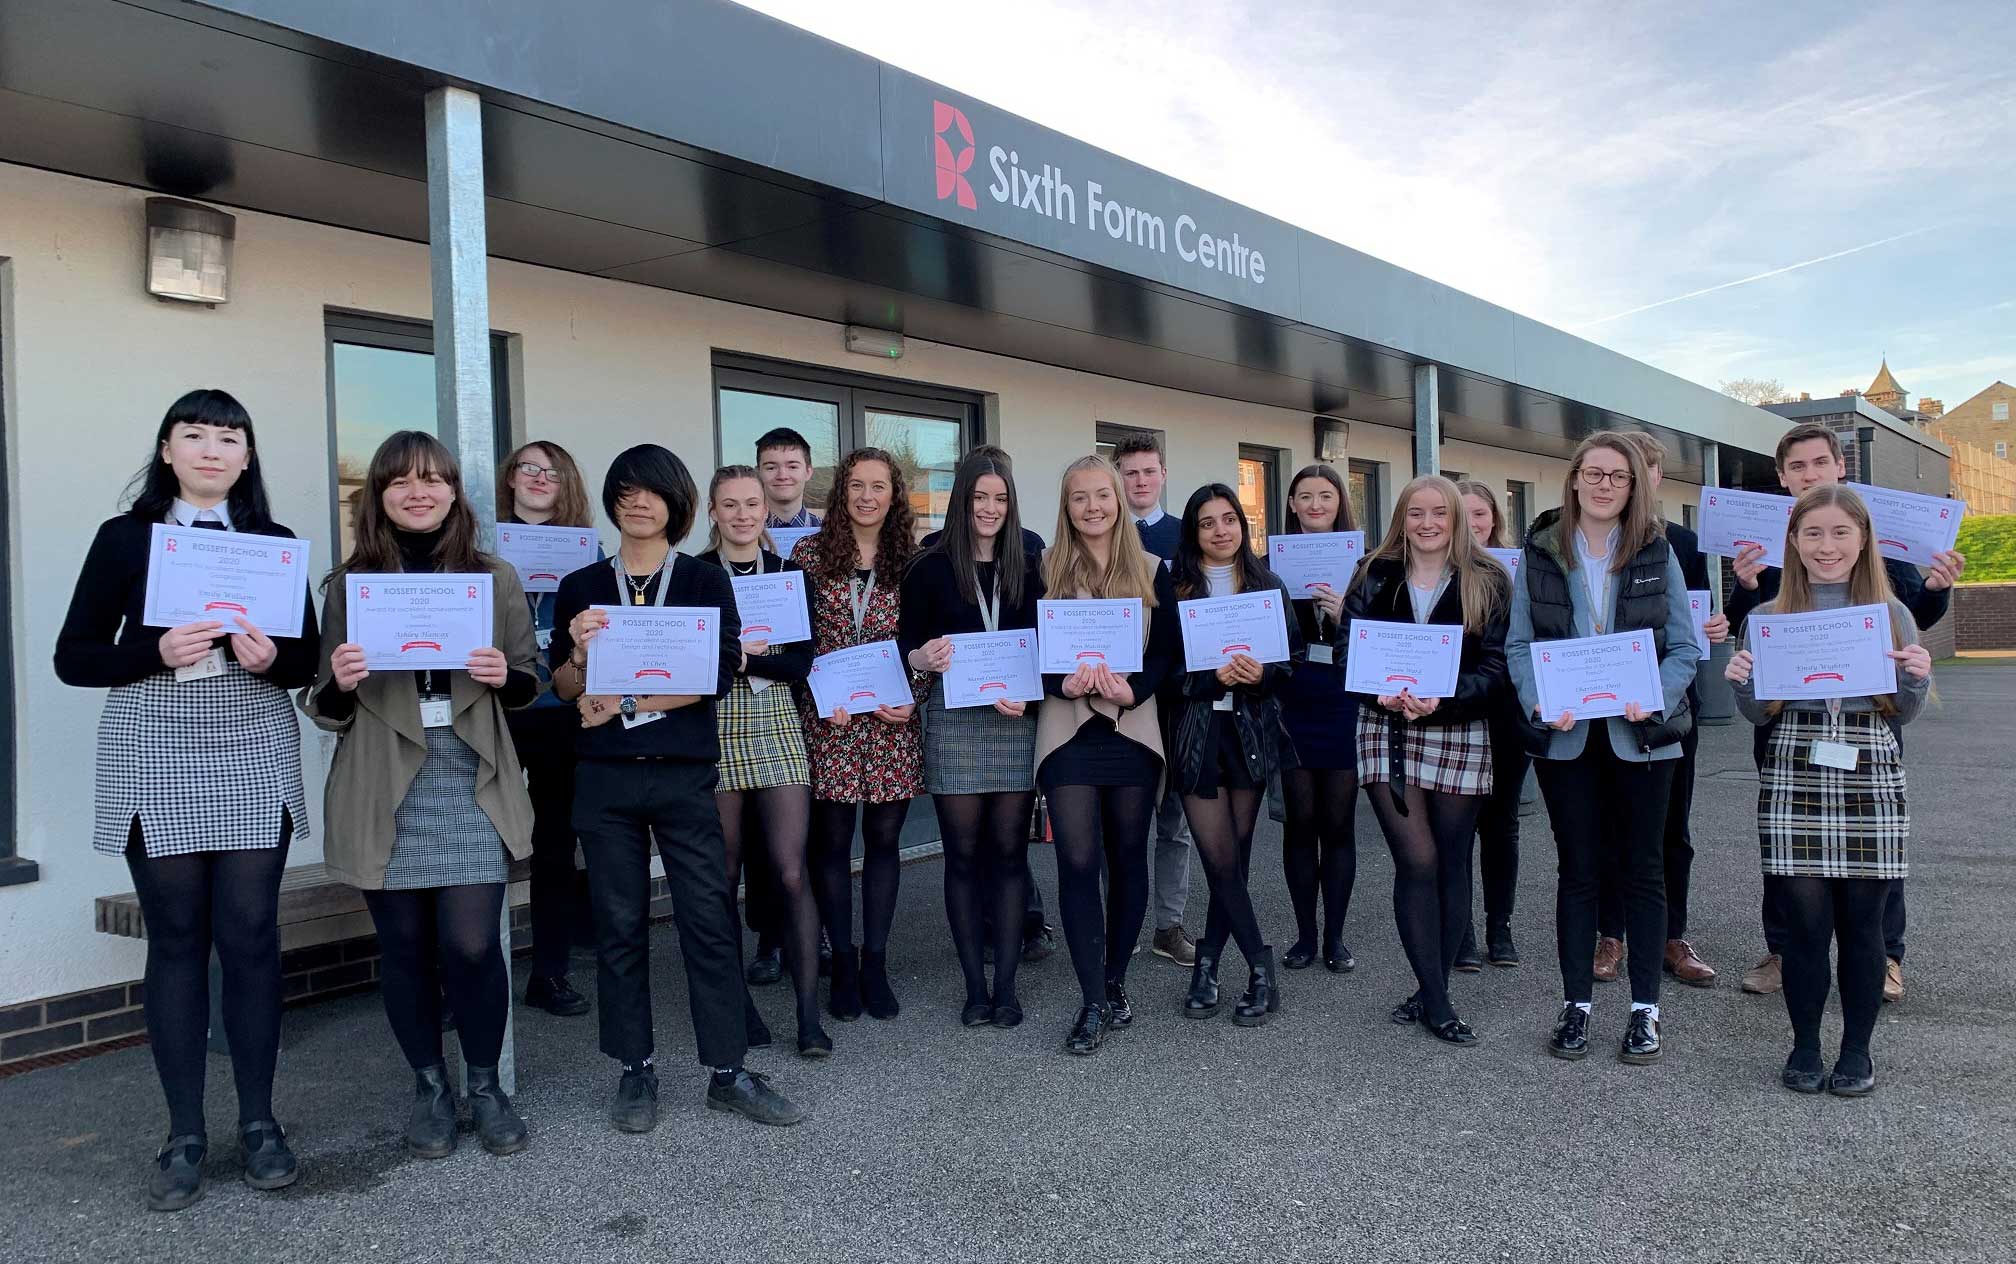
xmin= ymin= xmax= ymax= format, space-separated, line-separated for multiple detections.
xmin=1953 ymin=583 xmax=2016 ymax=652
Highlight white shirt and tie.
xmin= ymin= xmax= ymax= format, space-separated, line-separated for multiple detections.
xmin=170 ymin=498 xmax=232 ymax=530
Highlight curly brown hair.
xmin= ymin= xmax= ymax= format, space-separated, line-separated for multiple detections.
xmin=805 ymin=447 xmax=916 ymax=584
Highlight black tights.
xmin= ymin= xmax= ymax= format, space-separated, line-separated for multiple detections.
xmin=1280 ymin=768 xmax=1358 ymax=952
xmin=124 ymin=819 xmax=291 ymax=1136
xmin=1187 ymin=788 xmax=1269 ymax=968
xmin=719 ymin=786 xmax=819 ymax=1031
xmin=1047 ymin=783 xmax=1154 ymax=1007
xmin=1368 ymin=785 xmax=1484 ymax=1027
xmin=811 ymin=799 xmax=910 ymax=956
xmin=362 ymin=883 xmax=509 ymax=1070
xmin=1778 ymin=876 xmax=1888 ymax=1069
xmin=936 ymin=791 xmax=1034 ymax=1006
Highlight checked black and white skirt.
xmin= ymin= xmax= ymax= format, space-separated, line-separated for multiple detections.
xmin=1759 ymin=710 xmax=1908 ymax=881
xmin=1354 ymin=709 xmax=1493 ymax=797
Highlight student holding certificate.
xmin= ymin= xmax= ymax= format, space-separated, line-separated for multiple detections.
xmin=1034 ymin=456 xmax=1182 ymax=1055
xmin=793 ymin=449 xmax=928 ymax=1025
xmin=1166 ymin=485 xmax=1303 ymax=1028
xmin=1342 ymin=476 xmax=1510 ymax=1046
xmin=549 ymin=444 xmax=803 ymax=1133
xmin=1275 ymin=464 xmax=1363 ymax=976
xmin=697 ymin=466 xmax=828 ymax=1059
xmin=497 ymin=439 xmax=598 ymax=1018
xmin=899 ymin=449 xmax=1046 ymax=1029
xmin=1725 ymin=486 xmax=1930 ymax=1096
xmin=1506 ymin=433 xmax=1698 ymax=1066
xmin=55 ymin=389 xmax=319 ymax=1209
xmin=303 ymin=432 xmax=537 ymax=1162
xmin=1454 ymin=479 xmax=1528 ymax=970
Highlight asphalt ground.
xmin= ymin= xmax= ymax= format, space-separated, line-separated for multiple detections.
xmin=4 ymin=666 xmax=2013 ymax=1263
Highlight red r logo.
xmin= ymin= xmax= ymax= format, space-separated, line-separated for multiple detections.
xmin=281 ymin=550 xmax=292 ymax=565
xmin=1632 ymin=641 xmax=1642 ymax=652
xmin=697 ymin=618 xmax=707 ymax=631
xmin=1863 ymin=617 xmax=1874 ymax=629
xmin=359 ymin=586 xmax=371 ymax=599
xmin=467 ymin=586 xmax=478 ymax=599
xmin=1440 ymin=634 xmax=1450 ymax=645
xmin=164 ymin=539 xmax=178 ymax=553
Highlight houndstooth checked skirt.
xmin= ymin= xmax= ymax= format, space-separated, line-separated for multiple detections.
xmin=921 ymin=678 xmax=1036 ymax=796
xmin=382 ymin=726 xmax=509 ymax=889
xmin=1354 ymin=708 xmax=1493 ymax=796
xmin=1759 ymin=710 xmax=1908 ymax=880
xmin=93 ymin=664 xmax=308 ymax=857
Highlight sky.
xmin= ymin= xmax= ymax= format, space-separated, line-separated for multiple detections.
xmin=735 ymin=0 xmax=2014 ymax=412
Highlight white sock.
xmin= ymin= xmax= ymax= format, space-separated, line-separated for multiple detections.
xmin=1571 ymin=1001 xmax=1592 ymax=1014
xmin=1631 ymin=1002 xmax=1660 ymax=1021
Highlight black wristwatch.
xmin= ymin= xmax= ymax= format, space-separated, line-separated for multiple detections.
xmin=619 ymin=695 xmax=638 ymax=718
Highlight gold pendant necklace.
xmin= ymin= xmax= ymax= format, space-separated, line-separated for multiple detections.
xmin=627 ymin=573 xmax=651 ymax=605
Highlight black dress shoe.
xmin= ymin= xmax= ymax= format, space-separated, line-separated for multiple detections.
xmin=1425 ymin=1015 xmax=1479 ymax=1046
xmin=961 ymin=999 xmax=996 ymax=1027
xmin=797 ymin=1022 xmax=834 ymax=1059
xmin=991 ymin=999 xmax=1024 ymax=1029
xmin=1233 ymin=948 xmax=1280 ymax=1027
xmin=146 ymin=1134 xmax=207 ymax=1212
xmin=1389 ymin=995 xmax=1424 ymax=1026
xmin=1064 ymin=1003 xmax=1110 ymax=1055
xmin=1453 ymin=926 xmax=1484 ymax=974
xmin=610 ymin=1067 xmax=660 ymax=1134
xmin=406 ymin=1064 xmax=458 ymax=1158
xmin=1021 ymin=923 xmax=1058 ymax=963
xmin=1486 ymin=924 xmax=1520 ymax=968
xmin=1104 ymin=980 xmax=1133 ymax=1028
xmin=238 ymin=1120 xmax=299 ymax=1191
xmin=1827 ymin=1051 xmax=1876 ymax=1098
xmin=524 ymin=974 xmax=591 ymax=1017
xmin=1781 ymin=1050 xmax=1825 ymax=1094
xmin=1281 ymin=940 xmax=1317 ymax=971
xmin=1184 ymin=954 xmax=1221 ymax=1019
xmin=466 ymin=1065 xmax=530 ymax=1156
xmin=707 ymin=1069 xmax=806 ymax=1126
xmin=859 ymin=949 xmax=901 ymax=1020
xmin=1548 ymin=1004 xmax=1589 ymax=1060
xmin=745 ymin=946 xmax=783 ymax=988
xmin=827 ymin=946 xmax=863 ymax=1022
xmin=1620 ymin=1008 xmax=1662 ymax=1065
xmin=1323 ymin=942 xmax=1355 ymax=973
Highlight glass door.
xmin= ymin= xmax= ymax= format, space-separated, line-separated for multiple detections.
xmin=715 ymin=371 xmax=846 ymax=515
xmin=862 ymin=395 xmax=964 ymax=539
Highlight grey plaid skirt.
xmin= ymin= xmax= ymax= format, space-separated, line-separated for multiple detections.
xmin=1759 ymin=710 xmax=1908 ymax=880
xmin=717 ymin=673 xmax=810 ymax=791
xmin=1355 ymin=709 xmax=1493 ymax=796
xmin=922 ymin=678 xmax=1036 ymax=796
xmin=383 ymin=725 xmax=509 ymax=890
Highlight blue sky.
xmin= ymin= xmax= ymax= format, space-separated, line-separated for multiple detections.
xmin=739 ymin=0 xmax=2014 ymax=411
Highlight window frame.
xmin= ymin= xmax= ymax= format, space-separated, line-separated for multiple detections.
xmin=1349 ymin=458 xmax=1385 ymax=537
xmin=1236 ymin=442 xmax=1286 ymax=548
xmin=0 ymin=258 xmax=26 ymax=885
xmin=1506 ymin=479 xmax=1533 ymax=542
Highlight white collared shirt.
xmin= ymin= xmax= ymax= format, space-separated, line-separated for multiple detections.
xmin=169 ymin=498 xmax=232 ymax=529
xmin=1134 ymin=506 xmax=1166 ymax=529
xmin=1572 ymin=523 xmax=1623 ymax=633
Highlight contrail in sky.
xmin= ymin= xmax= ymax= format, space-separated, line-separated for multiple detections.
xmin=1571 ymin=228 xmax=1934 ymax=329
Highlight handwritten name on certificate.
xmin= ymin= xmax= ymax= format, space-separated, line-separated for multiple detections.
xmin=494 ymin=523 xmax=598 ymax=594
xmin=585 ymin=605 xmax=722 ymax=696
xmin=1687 ymin=591 xmax=1714 ymax=657
xmin=143 ymin=525 xmax=310 ymax=639
xmin=1486 ymin=548 xmax=1522 ymax=585
xmin=1748 ymin=603 xmax=1897 ymax=702
xmin=1036 ymin=599 xmax=1144 ymax=674
xmin=808 ymin=640 xmax=912 ymax=716
xmin=1529 ymin=630 xmax=1664 ymax=722
xmin=347 ymin=573 xmax=493 ymax=670
xmin=942 ymin=630 xmax=1043 ymax=708
xmin=1847 ymin=482 xmax=1966 ymax=565
xmin=1178 ymin=592 xmax=1292 ymax=672
xmin=1697 ymin=486 xmax=1795 ymax=568
xmin=730 ymin=572 xmax=812 ymax=644
xmin=1342 ymin=620 xmax=1463 ymax=698
xmin=1267 ymin=532 xmax=1365 ymax=595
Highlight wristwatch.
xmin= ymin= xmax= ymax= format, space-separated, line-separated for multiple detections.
xmin=619 ymin=695 xmax=638 ymax=719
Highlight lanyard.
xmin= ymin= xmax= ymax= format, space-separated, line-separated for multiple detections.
xmin=613 ymin=552 xmax=676 ymax=607
xmin=848 ymin=571 xmax=876 ymax=637
xmin=978 ymin=570 xmax=1001 ymax=633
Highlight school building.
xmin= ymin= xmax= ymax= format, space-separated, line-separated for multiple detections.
xmin=0 ymin=0 xmax=1958 ymax=1066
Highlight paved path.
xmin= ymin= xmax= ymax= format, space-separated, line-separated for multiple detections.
xmin=5 ymin=668 xmax=2014 ymax=1263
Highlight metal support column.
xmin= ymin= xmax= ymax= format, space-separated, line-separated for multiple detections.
xmin=1412 ymin=363 xmax=1440 ymax=478
xmin=1701 ymin=441 xmax=1723 ymax=613
xmin=425 ymin=84 xmax=513 ymax=1096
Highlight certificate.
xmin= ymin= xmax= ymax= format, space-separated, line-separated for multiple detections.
xmin=1342 ymin=619 xmax=1463 ymax=698
xmin=1266 ymin=531 xmax=1365 ymax=595
xmin=1687 ymin=590 xmax=1713 ymax=657
xmin=143 ymin=524 xmax=310 ymax=639
xmin=1178 ymin=592 xmax=1292 ymax=672
xmin=941 ymin=629 xmax=1043 ymax=708
xmin=1529 ymin=630 xmax=1665 ymax=722
xmin=1696 ymin=486 xmax=1795 ymax=568
xmin=730 ymin=571 xmax=812 ymax=644
xmin=585 ymin=605 xmax=721 ymax=696
xmin=347 ymin=573 xmax=493 ymax=670
xmin=1847 ymin=482 xmax=1966 ymax=565
xmin=1036 ymin=599 xmax=1144 ymax=674
xmin=768 ymin=526 xmax=819 ymax=561
xmin=808 ymin=640 xmax=913 ymax=716
xmin=1485 ymin=548 xmax=1522 ymax=585
xmin=494 ymin=523 xmax=598 ymax=594
xmin=1749 ymin=603 xmax=1897 ymax=702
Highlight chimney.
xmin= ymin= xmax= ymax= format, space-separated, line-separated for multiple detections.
xmin=1842 ymin=388 xmax=1860 ymax=398
xmin=1799 ymin=392 xmax=1812 ymax=401
xmin=1919 ymin=397 xmax=1943 ymax=417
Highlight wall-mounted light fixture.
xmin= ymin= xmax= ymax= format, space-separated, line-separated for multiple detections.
xmin=844 ymin=325 xmax=904 ymax=360
xmin=1314 ymin=415 xmax=1350 ymax=462
xmin=145 ymin=197 xmax=235 ymax=305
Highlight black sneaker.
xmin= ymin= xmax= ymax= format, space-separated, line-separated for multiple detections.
xmin=146 ymin=1134 xmax=207 ymax=1212
xmin=611 ymin=1067 xmax=660 ymax=1134
xmin=745 ymin=946 xmax=783 ymax=988
xmin=238 ymin=1120 xmax=299 ymax=1191
xmin=524 ymin=974 xmax=591 ymax=1017
xmin=1021 ymin=923 xmax=1058 ymax=963
xmin=1620 ymin=1008 xmax=1662 ymax=1065
xmin=1549 ymin=1004 xmax=1590 ymax=1060
xmin=706 ymin=1069 xmax=806 ymax=1126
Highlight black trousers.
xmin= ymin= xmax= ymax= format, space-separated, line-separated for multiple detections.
xmin=1473 ymin=740 xmax=1528 ymax=931
xmin=510 ymin=705 xmax=587 ymax=978
xmin=574 ymin=759 xmax=748 ymax=1068
xmin=1753 ymin=725 xmax=1907 ymax=961
xmin=1598 ymin=721 xmax=1696 ymax=942
xmin=1536 ymin=734 xmax=1675 ymax=1006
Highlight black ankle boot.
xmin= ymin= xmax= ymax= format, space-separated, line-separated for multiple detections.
xmin=1453 ymin=925 xmax=1484 ymax=973
xmin=1486 ymin=922 xmax=1519 ymax=967
xmin=860 ymin=949 xmax=900 ymax=1020
xmin=1184 ymin=953 xmax=1221 ymax=1019
xmin=465 ymin=1065 xmax=530 ymax=1156
xmin=827 ymin=946 xmax=863 ymax=1022
xmin=406 ymin=1064 xmax=458 ymax=1159
xmin=1233 ymin=948 xmax=1280 ymax=1027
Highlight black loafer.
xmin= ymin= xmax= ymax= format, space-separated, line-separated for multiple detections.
xmin=1425 ymin=1016 xmax=1479 ymax=1046
xmin=1104 ymin=980 xmax=1133 ymax=1029
xmin=146 ymin=1134 xmax=207 ymax=1212
xmin=1548 ymin=1004 xmax=1589 ymax=1060
xmin=961 ymin=1000 xmax=996 ymax=1028
xmin=1389 ymin=995 xmax=1424 ymax=1026
xmin=239 ymin=1120 xmax=298 ymax=1191
xmin=523 ymin=974 xmax=591 ymax=1017
xmin=991 ymin=1001 xmax=1024 ymax=1029
xmin=1281 ymin=941 xmax=1317 ymax=971
xmin=1781 ymin=1051 xmax=1825 ymax=1094
xmin=1324 ymin=943 xmax=1356 ymax=974
xmin=706 ymin=1069 xmax=806 ymax=1126
xmin=745 ymin=946 xmax=783 ymax=987
xmin=1827 ymin=1053 xmax=1876 ymax=1098
xmin=1620 ymin=1009 xmax=1662 ymax=1065
xmin=610 ymin=1067 xmax=660 ymax=1135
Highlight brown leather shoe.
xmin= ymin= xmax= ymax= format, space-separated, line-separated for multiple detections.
xmin=1741 ymin=953 xmax=1783 ymax=995
xmin=1592 ymin=937 xmax=1624 ymax=982
xmin=1663 ymin=939 xmax=1717 ymax=987
xmin=1152 ymin=925 xmax=1198 ymax=967
xmin=1883 ymin=957 xmax=1904 ymax=1003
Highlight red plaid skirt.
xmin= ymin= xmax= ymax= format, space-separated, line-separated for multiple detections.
xmin=1355 ymin=709 xmax=1493 ymax=796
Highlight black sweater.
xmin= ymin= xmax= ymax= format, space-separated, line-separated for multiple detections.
xmin=897 ymin=545 xmax=1047 ymax=658
xmin=548 ymin=551 xmax=741 ymax=762
xmin=55 ymin=514 xmax=321 ymax=690
xmin=694 ymin=548 xmax=813 ymax=685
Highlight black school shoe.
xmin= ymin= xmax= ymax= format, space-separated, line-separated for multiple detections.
xmin=1828 ymin=1051 xmax=1876 ymax=1098
xmin=524 ymin=974 xmax=591 ymax=1017
xmin=1781 ymin=1049 xmax=1825 ymax=1094
xmin=1453 ymin=926 xmax=1484 ymax=974
xmin=610 ymin=1067 xmax=660 ymax=1134
xmin=1064 ymin=1003 xmax=1111 ymax=1055
xmin=745 ymin=946 xmax=784 ymax=988
xmin=1104 ymin=980 xmax=1134 ymax=1028
xmin=1548 ymin=1004 xmax=1589 ymax=1060
xmin=1486 ymin=924 xmax=1519 ymax=968
xmin=146 ymin=1134 xmax=207 ymax=1212
xmin=238 ymin=1120 xmax=299 ymax=1190
xmin=1620 ymin=1009 xmax=1662 ymax=1065
xmin=706 ymin=1069 xmax=805 ymax=1126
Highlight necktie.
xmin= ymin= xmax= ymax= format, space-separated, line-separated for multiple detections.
xmin=192 ymin=517 xmax=226 ymax=531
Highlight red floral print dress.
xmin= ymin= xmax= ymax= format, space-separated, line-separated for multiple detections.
xmin=793 ymin=535 xmax=929 ymax=804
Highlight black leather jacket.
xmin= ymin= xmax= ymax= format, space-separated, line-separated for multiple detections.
xmin=1338 ymin=556 xmax=1509 ymax=724
xmin=1161 ymin=572 xmax=1303 ymax=795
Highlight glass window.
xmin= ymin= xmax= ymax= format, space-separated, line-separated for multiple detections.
xmin=1994 ymin=401 xmax=2010 ymax=422
xmin=1236 ymin=446 xmax=1281 ymax=555
xmin=1348 ymin=459 xmax=1384 ymax=535
xmin=718 ymin=388 xmax=842 ymax=513
xmin=866 ymin=408 xmax=962 ymax=537
xmin=1441 ymin=469 xmax=1468 ymax=484
xmin=1998 ymin=441 xmax=2008 ymax=460
xmin=1506 ymin=480 xmax=1532 ymax=540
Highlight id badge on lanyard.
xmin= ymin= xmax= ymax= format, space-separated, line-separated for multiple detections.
xmin=849 ymin=572 xmax=876 ymax=640
xmin=420 ymin=696 xmax=454 ymax=729
xmin=1811 ymin=698 xmax=1858 ymax=770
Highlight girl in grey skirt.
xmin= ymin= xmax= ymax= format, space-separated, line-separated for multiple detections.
xmin=899 ymin=448 xmax=1045 ymax=1028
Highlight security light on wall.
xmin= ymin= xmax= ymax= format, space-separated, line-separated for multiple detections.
xmin=145 ymin=198 xmax=235 ymax=305
xmin=1314 ymin=416 xmax=1350 ymax=462
xmin=844 ymin=326 xmax=904 ymax=360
